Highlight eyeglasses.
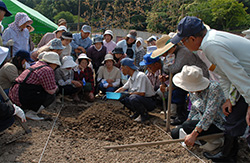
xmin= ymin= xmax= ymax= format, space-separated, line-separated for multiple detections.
xmin=181 ymin=37 xmax=189 ymax=43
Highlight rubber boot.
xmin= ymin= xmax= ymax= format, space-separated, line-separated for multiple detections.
xmin=203 ymin=134 xmax=237 ymax=162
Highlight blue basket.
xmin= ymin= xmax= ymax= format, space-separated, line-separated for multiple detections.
xmin=106 ymin=92 xmax=121 ymax=100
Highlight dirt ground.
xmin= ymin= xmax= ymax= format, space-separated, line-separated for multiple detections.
xmin=0 ymin=98 xmax=250 ymax=163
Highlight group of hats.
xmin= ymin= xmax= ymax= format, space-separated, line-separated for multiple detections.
xmin=139 ymin=16 xmax=209 ymax=92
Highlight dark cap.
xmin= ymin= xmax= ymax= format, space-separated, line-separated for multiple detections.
xmin=121 ymin=58 xmax=138 ymax=70
xmin=171 ymin=16 xmax=205 ymax=44
xmin=15 ymin=50 xmax=34 ymax=62
xmin=61 ymin=32 xmax=73 ymax=40
xmin=112 ymin=47 xmax=124 ymax=55
xmin=0 ymin=1 xmax=12 ymax=17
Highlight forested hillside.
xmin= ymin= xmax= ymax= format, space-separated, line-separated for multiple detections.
xmin=19 ymin=0 xmax=250 ymax=33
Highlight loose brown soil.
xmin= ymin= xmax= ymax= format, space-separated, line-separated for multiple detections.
xmin=0 ymin=99 xmax=249 ymax=163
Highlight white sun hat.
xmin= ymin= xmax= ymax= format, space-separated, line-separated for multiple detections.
xmin=102 ymin=53 xmax=116 ymax=64
xmin=61 ymin=56 xmax=77 ymax=69
xmin=42 ymin=51 xmax=61 ymax=66
xmin=173 ymin=65 xmax=209 ymax=92
xmin=77 ymin=53 xmax=92 ymax=62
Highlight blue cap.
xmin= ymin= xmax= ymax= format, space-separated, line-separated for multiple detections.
xmin=81 ymin=25 xmax=91 ymax=33
xmin=121 ymin=58 xmax=138 ymax=70
xmin=15 ymin=50 xmax=34 ymax=62
xmin=0 ymin=1 xmax=12 ymax=17
xmin=139 ymin=52 xmax=159 ymax=66
xmin=171 ymin=16 xmax=205 ymax=44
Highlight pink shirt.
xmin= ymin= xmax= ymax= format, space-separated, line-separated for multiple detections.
xmin=103 ymin=40 xmax=116 ymax=53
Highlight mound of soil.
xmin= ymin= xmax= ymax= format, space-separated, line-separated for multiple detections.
xmin=59 ymin=102 xmax=164 ymax=143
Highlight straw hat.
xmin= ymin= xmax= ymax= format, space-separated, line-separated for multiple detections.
xmin=102 ymin=54 xmax=116 ymax=64
xmin=0 ymin=47 xmax=9 ymax=65
xmin=151 ymin=35 xmax=175 ymax=58
xmin=42 ymin=52 xmax=61 ymax=66
xmin=173 ymin=65 xmax=209 ymax=92
xmin=61 ymin=56 xmax=77 ymax=69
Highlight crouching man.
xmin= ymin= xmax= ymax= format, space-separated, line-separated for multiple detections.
xmin=171 ymin=65 xmax=225 ymax=150
xmin=115 ymin=58 xmax=156 ymax=122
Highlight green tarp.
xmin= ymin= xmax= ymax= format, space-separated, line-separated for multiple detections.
xmin=2 ymin=0 xmax=58 ymax=34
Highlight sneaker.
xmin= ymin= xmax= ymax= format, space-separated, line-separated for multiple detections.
xmin=134 ymin=114 xmax=149 ymax=123
xmin=26 ymin=110 xmax=44 ymax=121
xmin=130 ymin=112 xmax=139 ymax=119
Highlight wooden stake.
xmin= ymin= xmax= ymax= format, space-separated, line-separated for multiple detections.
xmin=166 ymin=73 xmax=173 ymax=132
xmin=103 ymin=133 xmax=223 ymax=150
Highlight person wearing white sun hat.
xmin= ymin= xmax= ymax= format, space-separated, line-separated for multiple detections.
xmin=103 ymin=30 xmax=116 ymax=53
xmin=171 ymin=65 xmax=225 ymax=151
xmin=55 ymin=56 xmax=82 ymax=102
xmin=97 ymin=54 xmax=121 ymax=94
xmin=9 ymin=51 xmax=61 ymax=121
xmin=74 ymin=53 xmax=95 ymax=102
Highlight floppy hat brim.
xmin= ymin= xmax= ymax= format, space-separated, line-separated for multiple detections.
xmin=62 ymin=36 xmax=73 ymax=40
xmin=102 ymin=58 xmax=117 ymax=64
xmin=173 ymin=73 xmax=210 ymax=92
xmin=151 ymin=42 xmax=175 ymax=58
xmin=61 ymin=60 xmax=77 ymax=69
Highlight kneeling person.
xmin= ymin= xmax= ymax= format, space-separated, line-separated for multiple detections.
xmin=171 ymin=65 xmax=225 ymax=148
xmin=115 ymin=58 xmax=156 ymax=122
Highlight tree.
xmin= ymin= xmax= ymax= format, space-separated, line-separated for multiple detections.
xmin=54 ymin=11 xmax=75 ymax=24
xmin=146 ymin=0 xmax=184 ymax=33
xmin=211 ymin=0 xmax=248 ymax=30
xmin=185 ymin=0 xmax=248 ymax=30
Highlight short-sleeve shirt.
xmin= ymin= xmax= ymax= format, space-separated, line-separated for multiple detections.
xmin=9 ymin=61 xmax=56 ymax=106
xmin=122 ymin=71 xmax=155 ymax=97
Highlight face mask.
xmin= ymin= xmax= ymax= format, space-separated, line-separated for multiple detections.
xmin=22 ymin=61 xmax=30 ymax=69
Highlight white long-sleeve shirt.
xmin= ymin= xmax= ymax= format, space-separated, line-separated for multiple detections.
xmin=200 ymin=29 xmax=250 ymax=105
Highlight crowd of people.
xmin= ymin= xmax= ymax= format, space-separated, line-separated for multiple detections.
xmin=0 ymin=1 xmax=250 ymax=162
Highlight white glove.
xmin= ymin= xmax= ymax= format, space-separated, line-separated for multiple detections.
xmin=6 ymin=39 xmax=14 ymax=46
xmin=13 ymin=104 xmax=26 ymax=122
xmin=103 ymin=83 xmax=109 ymax=88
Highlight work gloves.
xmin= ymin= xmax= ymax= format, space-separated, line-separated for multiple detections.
xmin=13 ymin=104 xmax=26 ymax=122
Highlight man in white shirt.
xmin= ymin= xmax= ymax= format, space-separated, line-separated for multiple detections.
xmin=171 ymin=16 xmax=250 ymax=163
xmin=115 ymin=58 xmax=156 ymax=122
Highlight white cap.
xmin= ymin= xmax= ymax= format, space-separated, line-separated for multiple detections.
xmin=54 ymin=25 xmax=67 ymax=33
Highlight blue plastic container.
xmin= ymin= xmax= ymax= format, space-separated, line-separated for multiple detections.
xmin=106 ymin=92 xmax=121 ymax=100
